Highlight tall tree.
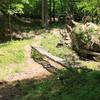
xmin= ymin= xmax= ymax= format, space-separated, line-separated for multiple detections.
xmin=42 ymin=0 xmax=49 ymax=27
xmin=49 ymin=0 xmax=52 ymax=22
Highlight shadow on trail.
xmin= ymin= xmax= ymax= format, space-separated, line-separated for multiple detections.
xmin=0 ymin=66 xmax=100 ymax=100
xmin=0 ymin=78 xmax=43 ymax=100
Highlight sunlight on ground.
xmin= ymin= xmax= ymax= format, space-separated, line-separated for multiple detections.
xmin=0 ymin=39 xmax=34 ymax=80
xmin=80 ymin=61 xmax=100 ymax=69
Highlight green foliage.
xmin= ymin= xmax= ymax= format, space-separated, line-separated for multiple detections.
xmin=77 ymin=0 xmax=100 ymax=22
xmin=8 ymin=3 xmax=24 ymax=15
xmin=74 ymin=26 xmax=96 ymax=46
xmin=77 ymin=0 xmax=100 ymax=15
xmin=0 ymin=0 xmax=99 ymax=23
xmin=0 ymin=11 xmax=3 ymax=15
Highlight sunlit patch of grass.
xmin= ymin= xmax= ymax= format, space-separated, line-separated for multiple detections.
xmin=14 ymin=65 xmax=24 ymax=73
xmin=0 ymin=39 xmax=33 ymax=67
xmin=0 ymin=39 xmax=34 ymax=80
xmin=0 ymin=63 xmax=26 ymax=80
xmin=80 ymin=61 xmax=100 ymax=69
xmin=0 ymin=49 xmax=25 ymax=67
xmin=40 ymin=33 xmax=77 ymax=59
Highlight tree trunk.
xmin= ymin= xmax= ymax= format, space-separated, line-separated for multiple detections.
xmin=42 ymin=0 xmax=49 ymax=27
xmin=52 ymin=0 xmax=55 ymax=22
xmin=49 ymin=0 xmax=52 ymax=22
xmin=96 ymin=0 xmax=100 ymax=24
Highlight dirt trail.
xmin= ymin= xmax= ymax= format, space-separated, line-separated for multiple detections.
xmin=0 ymin=35 xmax=64 ymax=100
xmin=4 ymin=37 xmax=63 ymax=82
xmin=5 ymin=45 xmax=51 ymax=82
xmin=0 ymin=39 xmax=51 ymax=100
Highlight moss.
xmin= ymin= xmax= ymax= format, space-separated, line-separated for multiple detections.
xmin=31 ymin=48 xmax=44 ymax=61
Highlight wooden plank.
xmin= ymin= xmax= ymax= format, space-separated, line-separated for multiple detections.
xmin=31 ymin=46 xmax=66 ymax=66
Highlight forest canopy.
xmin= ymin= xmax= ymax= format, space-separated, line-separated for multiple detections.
xmin=0 ymin=0 xmax=99 ymax=23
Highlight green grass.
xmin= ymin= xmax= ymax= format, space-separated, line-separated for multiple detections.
xmin=0 ymin=39 xmax=34 ymax=80
xmin=0 ymin=39 xmax=33 ymax=67
xmin=40 ymin=33 xmax=77 ymax=59
xmin=80 ymin=61 xmax=100 ymax=69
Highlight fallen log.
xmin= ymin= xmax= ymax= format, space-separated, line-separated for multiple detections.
xmin=31 ymin=46 xmax=66 ymax=66
xmin=77 ymin=48 xmax=100 ymax=61
xmin=31 ymin=46 xmax=94 ymax=70
xmin=31 ymin=46 xmax=65 ymax=73
xmin=78 ymin=48 xmax=100 ymax=57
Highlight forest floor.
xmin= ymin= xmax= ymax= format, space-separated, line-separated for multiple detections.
xmin=0 ymin=33 xmax=64 ymax=100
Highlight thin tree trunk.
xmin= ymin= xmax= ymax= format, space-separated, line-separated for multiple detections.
xmin=49 ymin=0 xmax=52 ymax=22
xmin=96 ymin=0 xmax=100 ymax=24
xmin=42 ymin=0 xmax=45 ymax=27
xmin=42 ymin=0 xmax=49 ymax=27
xmin=52 ymin=0 xmax=55 ymax=22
